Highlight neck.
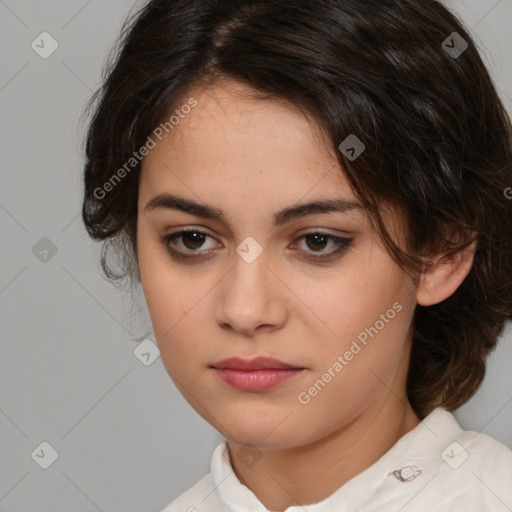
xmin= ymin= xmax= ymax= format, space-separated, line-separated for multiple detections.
xmin=227 ymin=399 xmax=422 ymax=511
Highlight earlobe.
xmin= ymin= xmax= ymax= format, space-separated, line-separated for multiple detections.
xmin=416 ymin=240 xmax=477 ymax=307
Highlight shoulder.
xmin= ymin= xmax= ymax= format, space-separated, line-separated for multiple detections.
xmin=158 ymin=472 xmax=218 ymax=512
xmin=158 ymin=441 xmax=229 ymax=512
xmin=453 ymin=427 xmax=512 ymax=489
xmin=365 ymin=409 xmax=512 ymax=512
xmin=408 ymin=414 xmax=512 ymax=511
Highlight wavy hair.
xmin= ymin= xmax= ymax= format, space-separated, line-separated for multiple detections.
xmin=81 ymin=0 xmax=512 ymax=419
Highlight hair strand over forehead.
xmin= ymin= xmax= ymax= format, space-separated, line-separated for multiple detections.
xmin=82 ymin=0 xmax=512 ymax=418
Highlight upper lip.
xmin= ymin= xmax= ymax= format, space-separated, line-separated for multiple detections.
xmin=211 ymin=357 xmax=304 ymax=370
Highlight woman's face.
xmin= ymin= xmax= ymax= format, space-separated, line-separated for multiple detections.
xmin=136 ymin=80 xmax=420 ymax=449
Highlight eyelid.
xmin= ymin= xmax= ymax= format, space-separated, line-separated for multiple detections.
xmin=160 ymin=226 xmax=354 ymax=262
xmin=295 ymin=226 xmax=354 ymax=238
xmin=164 ymin=225 xmax=353 ymax=241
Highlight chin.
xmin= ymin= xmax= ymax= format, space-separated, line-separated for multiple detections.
xmin=226 ymin=430 xmax=301 ymax=451
xmin=218 ymin=414 xmax=306 ymax=450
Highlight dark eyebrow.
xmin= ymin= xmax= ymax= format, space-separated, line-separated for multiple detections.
xmin=144 ymin=193 xmax=363 ymax=228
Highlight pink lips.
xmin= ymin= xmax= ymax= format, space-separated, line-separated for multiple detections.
xmin=211 ymin=357 xmax=306 ymax=392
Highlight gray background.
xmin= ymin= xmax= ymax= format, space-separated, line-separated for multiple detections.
xmin=0 ymin=1 xmax=511 ymax=511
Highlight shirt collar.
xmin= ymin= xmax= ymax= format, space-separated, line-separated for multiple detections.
xmin=209 ymin=407 xmax=463 ymax=512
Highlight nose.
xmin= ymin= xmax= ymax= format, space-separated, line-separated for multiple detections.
xmin=215 ymin=249 xmax=289 ymax=336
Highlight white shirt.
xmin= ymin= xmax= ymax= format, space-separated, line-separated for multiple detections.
xmin=160 ymin=407 xmax=512 ymax=511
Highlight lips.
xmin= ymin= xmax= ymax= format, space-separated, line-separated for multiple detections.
xmin=211 ymin=356 xmax=303 ymax=371
xmin=211 ymin=357 xmax=306 ymax=392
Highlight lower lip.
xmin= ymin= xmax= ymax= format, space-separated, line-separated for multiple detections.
xmin=213 ymin=368 xmax=306 ymax=392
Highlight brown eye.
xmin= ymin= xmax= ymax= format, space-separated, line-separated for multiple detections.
xmin=295 ymin=232 xmax=353 ymax=260
xmin=160 ymin=229 xmax=219 ymax=259
xmin=180 ymin=231 xmax=207 ymax=250
xmin=159 ymin=229 xmax=353 ymax=263
xmin=304 ymin=233 xmax=330 ymax=252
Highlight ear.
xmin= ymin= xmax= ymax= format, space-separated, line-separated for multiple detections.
xmin=416 ymin=239 xmax=477 ymax=307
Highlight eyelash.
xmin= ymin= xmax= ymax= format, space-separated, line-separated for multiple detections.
xmin=158 ymin=228 xmax=353 ymax=263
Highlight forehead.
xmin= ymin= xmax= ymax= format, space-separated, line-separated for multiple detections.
xmin=140 ymin=83 xmax=370 ymax=230
xmin=141 ymin=79 xmax=350 ymax=188
xmin=175 ymin=79 xmax=329 ymax=147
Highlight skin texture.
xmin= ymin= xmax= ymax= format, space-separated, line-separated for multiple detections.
xmin=136 ymin=79 xmax=475 ymax=510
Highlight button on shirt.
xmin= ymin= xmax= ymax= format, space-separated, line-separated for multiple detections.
xmin=160 ymin=407 xmax=512 ymax=511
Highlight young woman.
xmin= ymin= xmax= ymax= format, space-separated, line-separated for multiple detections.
xmin=81 ymin=0 xmax=512 ymax=510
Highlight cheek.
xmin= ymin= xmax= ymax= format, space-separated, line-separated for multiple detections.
xmin=142 ymin=277 xmax=193 ymax=350
xmin=300 ymin=257 xmax=414 ymax=374
xmin=138 ymin=257 xmax=206 ymax=375
xmin=143 ymin=280 xmax=201 ymax=380
xmin=301 ymin=265 xmax=400 ymax=335
xmin=138 ymin=238 xmax=184 ymax=344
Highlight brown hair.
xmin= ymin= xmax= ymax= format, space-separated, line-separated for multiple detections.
xmin=81 ymin=0 xmax=512 ymax=419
